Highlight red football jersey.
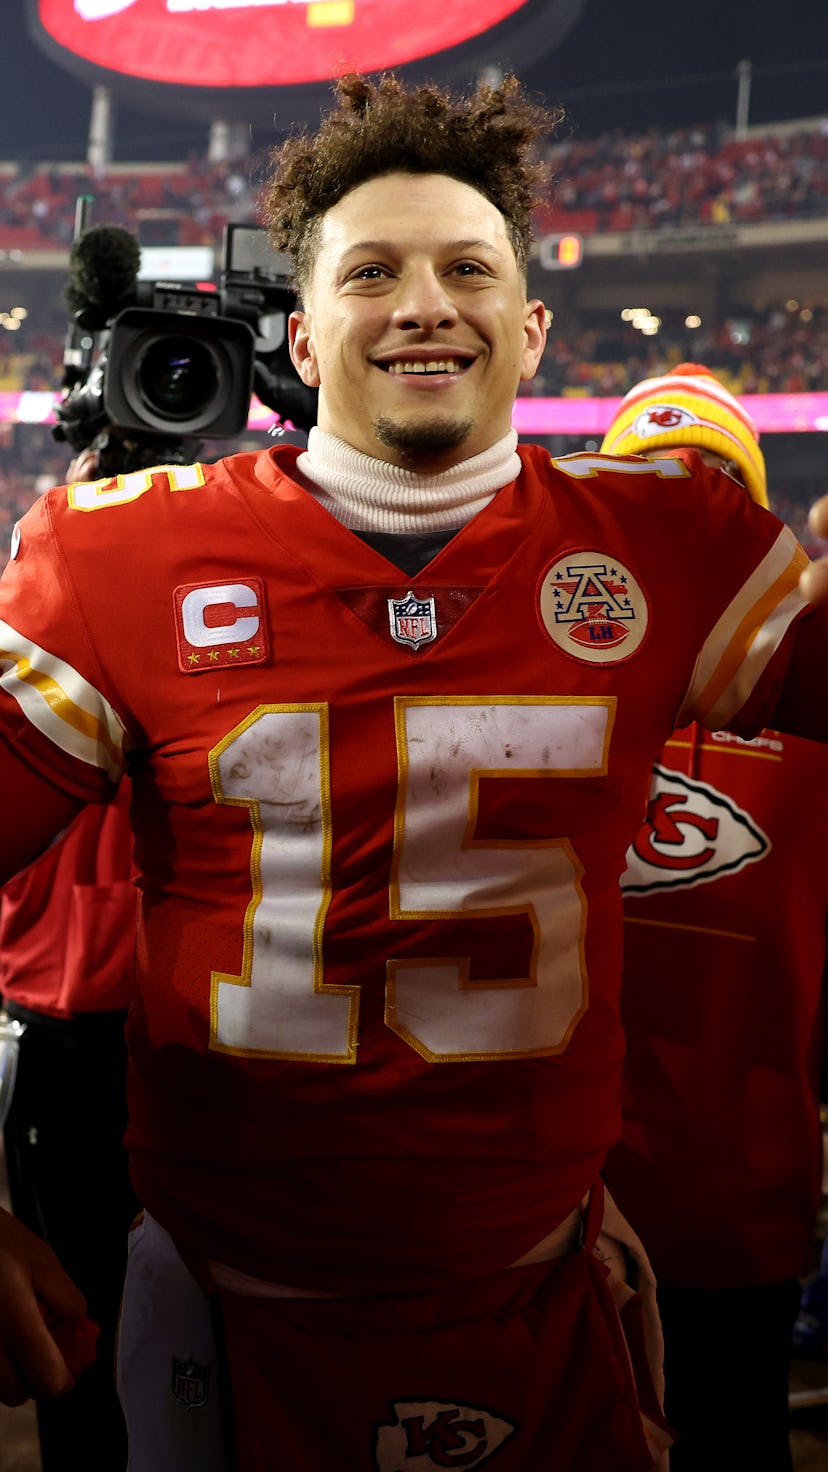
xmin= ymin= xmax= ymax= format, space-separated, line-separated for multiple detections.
xmin=0 ymin=782 xmax=136 ymax=1017
xmin=604 ymin=723 xmax=828 ymax=1289
xmin=0 ymin=443 xmax=811 ymax=1289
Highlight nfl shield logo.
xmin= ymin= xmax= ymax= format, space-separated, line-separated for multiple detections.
xmin=388 ymin=591 xmax=437 ymax=650
xmin=171 ymin=1356 xmax=211 ymax=1409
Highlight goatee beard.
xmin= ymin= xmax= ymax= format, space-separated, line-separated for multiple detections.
xmin=373 ymin=414 xmax=474 ymax=467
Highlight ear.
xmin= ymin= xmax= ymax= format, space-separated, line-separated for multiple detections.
xmin=288 ymin=310 xmax=321 ymax=388
xmin=519 ymin=299 xmax=548 ymax=383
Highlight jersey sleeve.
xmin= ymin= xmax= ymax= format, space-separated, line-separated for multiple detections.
xmin=672 ymin=457 xmax=811 ymax=733
xmin=0 ymin=490 xmax=131 ymax=804
xmin=0 ymin=742 xmax=86 ymax=885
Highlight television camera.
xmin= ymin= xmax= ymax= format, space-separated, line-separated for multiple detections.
xmin=53 ymin=206 xmax=317 ymax=477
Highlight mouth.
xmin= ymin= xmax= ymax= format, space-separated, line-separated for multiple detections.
xmin=373 ymin=354 xmax=475 ymax=377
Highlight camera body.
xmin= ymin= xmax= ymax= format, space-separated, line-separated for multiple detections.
xmin=55 ymin=223 xmax=314 ymax=472
xmin=103 ymin=292 xmax=256 ymax=440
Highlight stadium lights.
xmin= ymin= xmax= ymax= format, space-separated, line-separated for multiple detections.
xmin=0 ymin=306 xmax=27 ymax=332
xmin=621 ymin=308 xmax=661 ymax=334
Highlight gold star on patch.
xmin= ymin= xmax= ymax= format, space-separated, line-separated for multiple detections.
xmin=187 ymin=652 xmax=200 ymax=665
xmin=228 ymin=648 xmax=240 ymax=658
xmin=247 ymin=644 xmax=261 ymax=656
xmin=208 ymin=650 xmax=220 ymax=662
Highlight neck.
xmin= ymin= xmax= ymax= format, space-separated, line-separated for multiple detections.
xmin=294 ymin=428 xmax=521 ymax=533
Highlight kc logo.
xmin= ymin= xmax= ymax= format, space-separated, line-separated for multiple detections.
xmin=632 ymin=403 xmax=698 ymax=437
xmin=374 ymin=1400 xmax=516 ymax=1470
xmin=646 ymin=408 xmax=685 ymax=428
xmin=621 ymin=764 xmax=769 ymax=894
xmin=174 ymin=578 xmax=269 ymax=673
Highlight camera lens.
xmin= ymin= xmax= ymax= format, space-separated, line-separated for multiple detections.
xmin=106 ymin=308 xmax=253 ymax=438
xmin=136 ymin=336 xmax=219 ymax=420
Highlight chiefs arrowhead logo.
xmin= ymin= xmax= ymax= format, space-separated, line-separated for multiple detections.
xmin=374 ymin=1399 xmax=516 ymax=1470
xmin=633 ymin=403 xmax=698 ymax=437
xmin=621 ymin=764 xmax=770 ymax=895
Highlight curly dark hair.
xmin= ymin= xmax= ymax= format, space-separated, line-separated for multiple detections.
xmin=260 ymin=72 xmax=562 ymax=294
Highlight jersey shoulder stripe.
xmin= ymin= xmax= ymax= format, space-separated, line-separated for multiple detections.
xmin=678 ymin=526 xmax=809 ymax=728
xmin=0 ymin=620 xmax=127 ymax=779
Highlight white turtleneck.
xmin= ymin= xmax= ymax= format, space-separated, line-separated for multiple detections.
xmin=294 ymin=427 xmax=521 ymax=534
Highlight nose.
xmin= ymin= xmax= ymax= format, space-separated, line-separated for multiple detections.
xmin=390 ymin=264 xmax=459 ymax=333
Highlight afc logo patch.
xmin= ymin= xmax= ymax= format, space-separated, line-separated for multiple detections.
xmin=174 ymin=577 xmax=269 ymax=673
xmin=374 ymin=1399 xmax=516 ymax=1470
xmin=538 ymin=550 xmax=649 ymax=664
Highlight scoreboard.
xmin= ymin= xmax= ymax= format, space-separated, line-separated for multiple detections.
xmin=34 ymin=0 xmax=555 ymax=89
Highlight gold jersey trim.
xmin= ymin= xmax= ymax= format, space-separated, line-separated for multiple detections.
xmin=0 ymin=620 xmax=127 ymax=779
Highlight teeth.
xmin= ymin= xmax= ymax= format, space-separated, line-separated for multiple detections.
xmin=385 ymin=359 xmax=463 ymax=375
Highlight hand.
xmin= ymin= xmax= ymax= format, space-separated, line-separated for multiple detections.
xmin=800 ymin=497 xmax=828 ymax=603
xmin=65 ymin=447 xmax=101 ymax=484
xmin=0 ymin=1205 xmax=87 ymax=1405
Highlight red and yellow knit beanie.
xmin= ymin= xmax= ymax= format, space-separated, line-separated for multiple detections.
xmin=599 ymin=362 xmax=768 ymax=508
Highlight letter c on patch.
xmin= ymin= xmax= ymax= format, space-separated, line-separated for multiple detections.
xmin=181 ymin=583 xmax=260 ymax=647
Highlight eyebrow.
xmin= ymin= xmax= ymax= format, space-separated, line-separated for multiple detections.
xmin=338 ymin=238 xmax=507 ymax=261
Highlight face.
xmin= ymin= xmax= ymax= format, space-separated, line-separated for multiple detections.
xmin=288 ymin=171 xmax=547 ymax=471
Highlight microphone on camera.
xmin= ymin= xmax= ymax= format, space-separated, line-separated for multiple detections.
xmin=65 ymin=225 xmax=142 ymax=331
xmin=60 ymin=222 xmax=142 ymax=391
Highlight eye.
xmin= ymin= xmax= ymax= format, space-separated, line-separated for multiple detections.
xmin=452 ymin=261 xmax=486 ymax=276
xmin=347 ymin=264 xmax=389 ymax=282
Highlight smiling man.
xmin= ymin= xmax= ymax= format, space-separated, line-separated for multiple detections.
xmin=287 ymin=170 xmax=545 ymax=468
xmin=2 ymin=70 xmax=828 ymax=1472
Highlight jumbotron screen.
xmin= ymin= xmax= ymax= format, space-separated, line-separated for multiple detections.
xmin=35 ymin=0 xmax=534 ymax=88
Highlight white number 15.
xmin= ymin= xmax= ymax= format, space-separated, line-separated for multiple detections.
xmin=209 ymin=696 xmax=613 ymax=1064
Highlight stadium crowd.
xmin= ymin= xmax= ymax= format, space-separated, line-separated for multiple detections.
xmin=1 ymin=118 xmax=827 ymax=254
xmin=531 ymin=304 xmax=828 ymax=398
xmin=540 ymin=120 xmax=828 ymax=234
xmin=0 ymin=155 xmax=257 ymax=251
